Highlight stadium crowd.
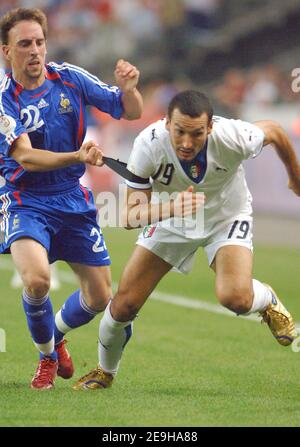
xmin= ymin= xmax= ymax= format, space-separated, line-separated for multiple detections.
xmin=0 ymin=0 xmax=297 ymax=108
xmin=0 ymin=0 xmax=223 ymax=81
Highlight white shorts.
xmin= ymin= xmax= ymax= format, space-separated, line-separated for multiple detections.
xmin=137 ymin=216 xmax=253 ymax=274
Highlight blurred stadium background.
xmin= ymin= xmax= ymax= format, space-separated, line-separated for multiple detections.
xmin=1 ymin=0 xmax=299 ymax=246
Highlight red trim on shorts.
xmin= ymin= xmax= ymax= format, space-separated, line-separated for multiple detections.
xmin=80 ymin=185 xmax=89 ymax=203
xmin=12 ymin=191 xmax=22 ymax=205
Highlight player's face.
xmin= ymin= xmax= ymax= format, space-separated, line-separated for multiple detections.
xmin=166 ymin=109 xmax=213 ymax=162
xmin=2 ymin=20 xmax=46 ymax=88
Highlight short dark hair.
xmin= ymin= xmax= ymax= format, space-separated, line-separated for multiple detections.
xmin=168 ymin=90 xmax=213 ymax=121
xmin=0 ymin=8 xmax=47 ymax=45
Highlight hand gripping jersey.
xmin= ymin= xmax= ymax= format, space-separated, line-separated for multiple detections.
xmin=126 ymin=116 xmax=265 ymax=239
xmin=0 ymin=62 xmax=123 ymax=193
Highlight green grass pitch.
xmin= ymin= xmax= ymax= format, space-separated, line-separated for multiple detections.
xmin=0 ymin=227 xmax=300 ymax=427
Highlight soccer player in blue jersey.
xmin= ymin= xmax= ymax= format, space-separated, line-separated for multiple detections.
xmin=0 ymin=8 xmax=143 ymax=389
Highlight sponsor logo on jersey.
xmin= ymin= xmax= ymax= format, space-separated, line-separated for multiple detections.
xmin=26 ymin=310 xmax=47 ymax=318
xmin=243 ymin=128 xmax=253 ymax=141
xmin=99 ymin=340 xmax=109 ymax=350
xmin=151 ymin=128 xmax=158 ymax=141
xmin=59 ymin=93 xmax=73 ymax=114
xmin=143 ymin=224 xmax=156 ymax=238
xmin=37 ymin=98 xmax=49 ymax=109
xmin=215 ymin=166 xmax=228 ymax=172
xmin=0 ymin=114 xmax=16 ymax=135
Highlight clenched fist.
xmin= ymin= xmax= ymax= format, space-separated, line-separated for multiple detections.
xmin=114 ymin=59 xmax=140 ymax=93
xmin=78 ymin=140 xmax=104 ymax=166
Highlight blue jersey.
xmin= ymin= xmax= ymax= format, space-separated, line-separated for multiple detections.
xmin=0 ymin=62 xmax=124 ymax=193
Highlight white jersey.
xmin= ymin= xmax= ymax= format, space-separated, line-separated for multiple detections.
xmin=126 ymin=116 xmax=265 ymax=239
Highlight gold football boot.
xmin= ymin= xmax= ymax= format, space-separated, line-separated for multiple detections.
xmin=260 ymin=284 xmax=297 ymax=346
xmin=73 ymin=366 xmax=113 ymax=390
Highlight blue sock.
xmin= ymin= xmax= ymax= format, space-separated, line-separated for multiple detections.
xmin=54 ymin=289 xmax=100 ymax=345
xmin=22 ymin=290 xmax=57 ymax=360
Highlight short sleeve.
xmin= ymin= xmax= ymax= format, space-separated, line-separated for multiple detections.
xmin=66 ymin=64 xmax=124 ymax=119
xmin=126 ymin=134 xmax=155 ymax=189
xmin=214 ymin=117 xmax=265 ymax=161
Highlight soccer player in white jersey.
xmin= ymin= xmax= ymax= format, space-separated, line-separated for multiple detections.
xmin=73 ymin=90 xmax=300 ymax=389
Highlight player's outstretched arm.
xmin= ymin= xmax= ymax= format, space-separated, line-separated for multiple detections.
xmin=122 ymin=185 xmax=205 ymax=229
xmin=255 ymin=120 xmax=300 ymax=196
xmin=114 ymin=59 xmax=143 ymax=120
xmin=9 ymin=134 xmax=103 ymax=172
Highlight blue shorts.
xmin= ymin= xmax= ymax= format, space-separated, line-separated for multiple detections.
xmin=0 ymin=183 xmax=111 ymax=266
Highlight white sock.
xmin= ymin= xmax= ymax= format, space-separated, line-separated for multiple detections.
xmin=35 ymin=335 xmax=55 ymax=356
xmin=247 ymin=279 xmax=273 ymax=314
xmin=98 ymin=302 xmax=133 ymax=377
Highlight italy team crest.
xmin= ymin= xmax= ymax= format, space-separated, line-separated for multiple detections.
xmin=189 ymin=162 xmax=201 ymax=179
xmin=143 ymin=224 xmax=156 ymax=238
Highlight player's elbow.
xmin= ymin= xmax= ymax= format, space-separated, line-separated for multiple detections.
xmin=122 ymin=110 xmax=142 ymax=121
xmin=20 ymin=163 xmax=36 ymax=172
xmin=9 ymin=147 xmax=33 ymax=171
xmin=16 ymin=157 xmax=38 ymax=172
xmin=12 ymin=154 xmax=32 ymax=171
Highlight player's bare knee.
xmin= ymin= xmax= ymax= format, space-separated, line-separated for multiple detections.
xmin=123 ymin=302 xmax=139 ymax=320
xmin=217 ymin=287 xmax=252 ymax=314
xmin=84 ymin=292 xmax=110 ymax=312
xmin=111 ymin=297 xmax=138 ymax=322
xmin=24 ymin=273 xmax=50 ymax=299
